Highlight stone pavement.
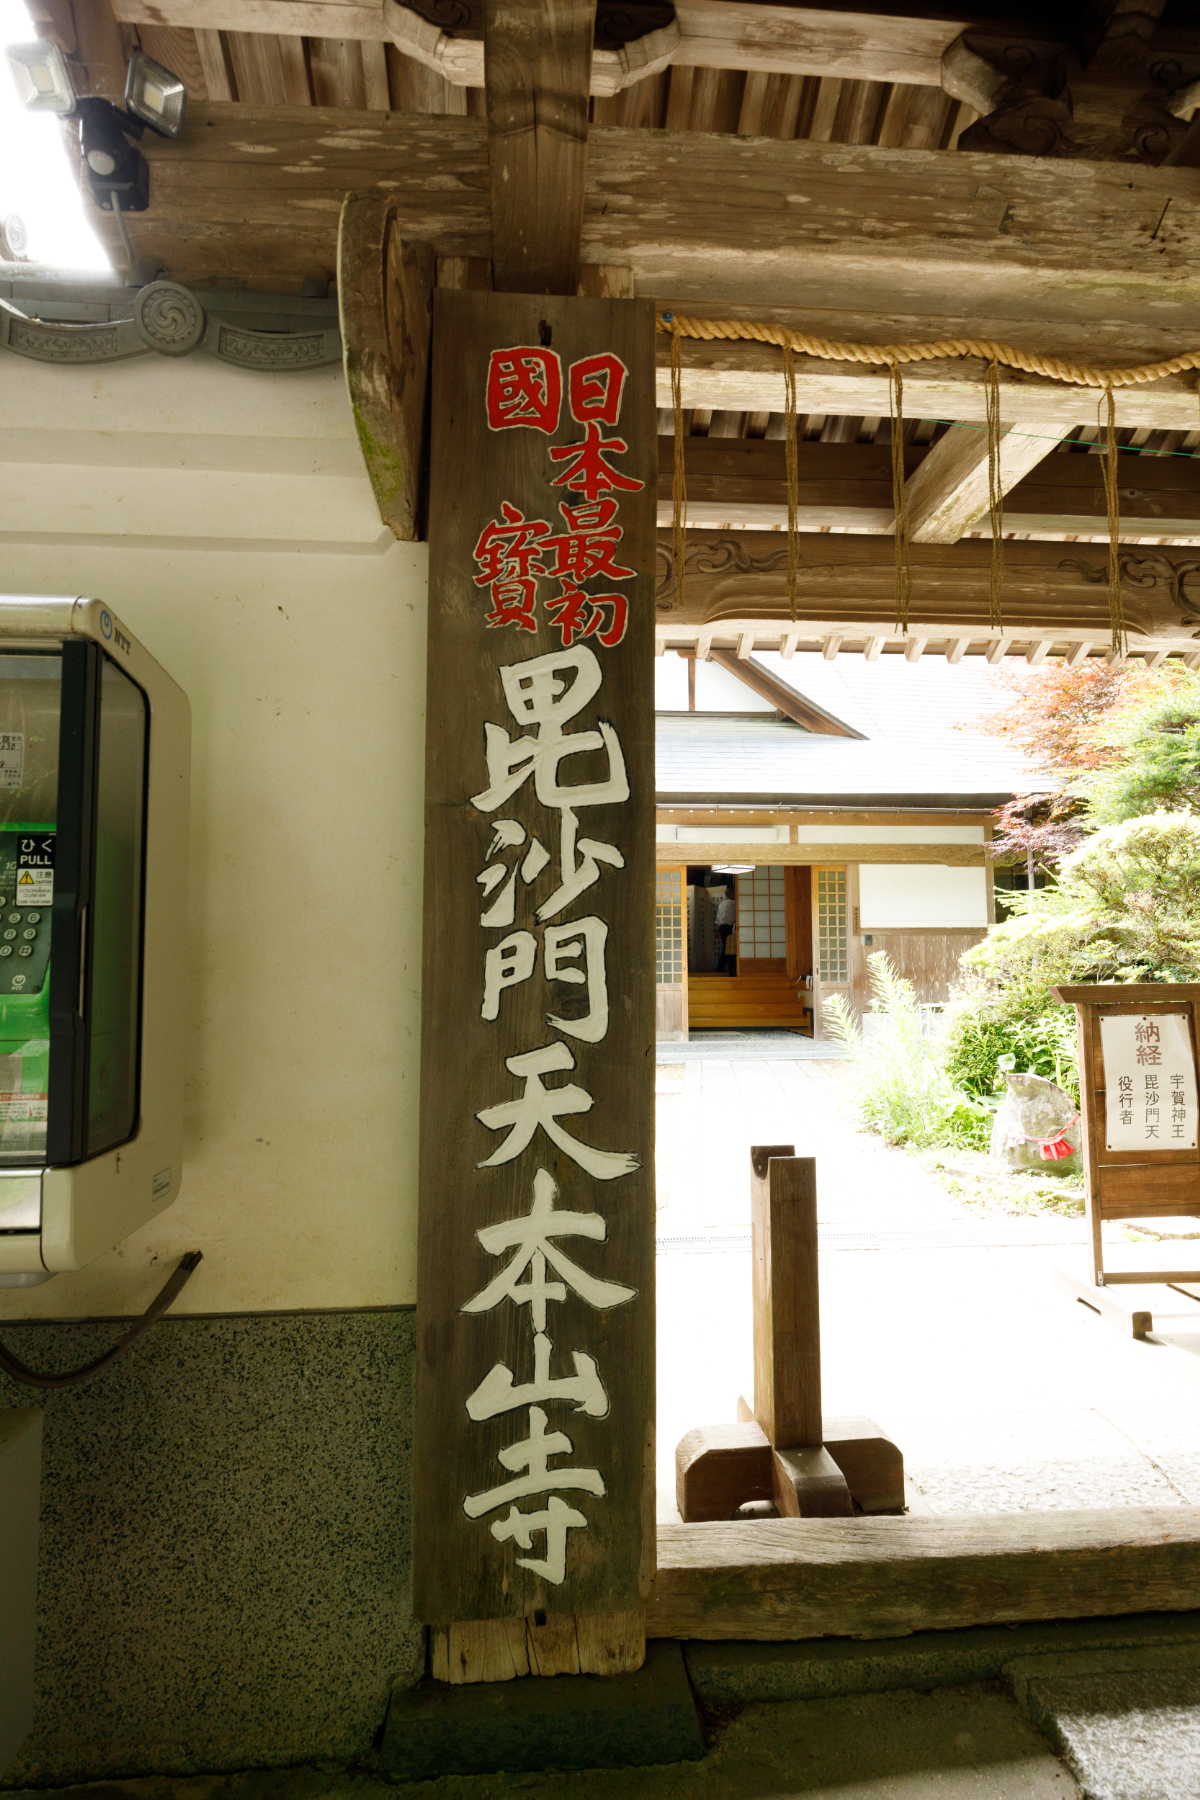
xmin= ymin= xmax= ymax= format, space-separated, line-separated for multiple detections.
xmin=655 ymin=1055 xmax=1200 ymax=1522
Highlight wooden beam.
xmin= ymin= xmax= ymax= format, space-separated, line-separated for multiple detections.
xmin=656 ymin=436 xmax=1200 ymax=542
xmin=655 ymin=842 xmax=991 ymax=865
xmin=647 ymin=1507 xmax=1200 ymax=1641
xmin=660 ymin=340 xmax=1200 ymax=438
xmin=337 ymin=193 xmax=433 ymax=541
xmin=107 ymin=1 xmax=979 ymax=89
xmin=656 ymin=528 xmax=1200 ymax=650
xmin=904 ymin=420 xmax=1076 ymax=545
xmin=98 ymin=111 xmax=1200 ymax=401
xmin=485 ymin=0 xmax=595 ymax=294
xmin=707 ymin=649 xmax=863 ymax=735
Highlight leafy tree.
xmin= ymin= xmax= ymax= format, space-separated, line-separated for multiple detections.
xmin=970 ymin=657 xmax=1159 ymax=776
xmin=1081 ymin=685 xmax=1200 ymax=824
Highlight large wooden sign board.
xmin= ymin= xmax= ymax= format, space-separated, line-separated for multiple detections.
xmin=415 ymin=290 xmax=657 ymax=1627
xmin=1053 ymin=983 xmax=1200 ymax=1294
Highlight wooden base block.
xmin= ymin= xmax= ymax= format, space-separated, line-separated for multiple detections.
xmin=772 ymin=1446 xmax=854 ymax=1518
xmin=676 ymin=1421 xmax=773 ymax=1523
xmin=1052 ymin=1264 xmax=1153 ymax=1338
xmin=432 ymin=1612 xmax=646 ymax=1684
xmin=737 ymin=1396 xmax=905 ymax=1514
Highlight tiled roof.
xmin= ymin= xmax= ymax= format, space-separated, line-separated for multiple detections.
xmin=656 ymin=651 xmax=1046 ymax=803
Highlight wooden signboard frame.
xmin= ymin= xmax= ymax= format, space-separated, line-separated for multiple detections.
xmin=1053 ymin=983 xmax=1200 ymax=1293
xmin=415 ymin=289 xmax=657 ymax=1638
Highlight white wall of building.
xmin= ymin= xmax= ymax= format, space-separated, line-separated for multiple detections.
xmin=858 ymin=863 xmax=989 ymax=929
xmin=0 ymin=357 xmax=426 ymax=1319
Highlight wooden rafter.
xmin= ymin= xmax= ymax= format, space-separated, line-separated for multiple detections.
xmin=656 ymin=437 xmax=1200 ymax=544
xmin=109 ymin=0 xmax=974 ymax=88
xmin=903 ymin=419 xmax=1076 ymax=545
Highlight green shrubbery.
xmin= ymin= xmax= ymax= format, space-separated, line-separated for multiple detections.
xmin=825 ymin=954 xmax=993 ymax=1151
xmin=833 ymin=669 xmax=1200 ymax=1167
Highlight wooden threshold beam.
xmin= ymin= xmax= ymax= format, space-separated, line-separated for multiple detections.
xmin=100 ymin=111 xmax=1200 ymax=391
xmin=654 ymin=438 xmax=1200 ymax=543
xmin=647 ymin=1507 xmax=1200 ymax=1641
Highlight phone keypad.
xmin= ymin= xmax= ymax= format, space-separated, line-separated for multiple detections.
xmin=0 ymin=841 xmax=53 ymax=997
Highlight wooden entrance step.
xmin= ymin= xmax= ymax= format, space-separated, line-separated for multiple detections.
xmin=689 ymin=973 xmax=812 ymax=1032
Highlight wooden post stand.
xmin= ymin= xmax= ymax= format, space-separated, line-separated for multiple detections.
xmin=1052 ymin=982 xmax=1200 ymax=1338
xmin=675 ymin=1147 xmax=904 ymax=1521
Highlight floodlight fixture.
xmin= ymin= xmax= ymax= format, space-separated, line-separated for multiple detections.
xmin=76 ymin=97 xmax=150 ymax=215
xmin=5 ymin=39 xmax=75 ymax=114
xmin=124 ymin=50 xmax=186 ymax=137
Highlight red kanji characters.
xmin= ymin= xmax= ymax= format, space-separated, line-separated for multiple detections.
xmin=541 ymin=497 xmax=635 ymax=588
xmin=548 ymin=421 xmax=645 ymax=503
xmin=544 ymin=587 xmax=629 ymax=649
xmin=486 ymin=347 xmax=563 ymax=434
xmin=568 ymin=353 xmax=628 ymax=426
xmin=473 ymin=501 xmax=550 ymax=633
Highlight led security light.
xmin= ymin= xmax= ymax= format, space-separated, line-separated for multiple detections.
xmin=124 ymin=50 xmax=186 ymax=138
xmin=5 ymin=39 xmax=75 ymax=115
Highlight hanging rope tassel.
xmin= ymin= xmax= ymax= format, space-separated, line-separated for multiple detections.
xmin=888 ymin=361 xmax=912 ymax=635
xmin=670 ymin=324 xmax=687 ymax=613
xmin=783 ymin=343 xmax=799 ymax=622
xmin=985 ymin=358 xmax=1005 ymax=632
xmin=1099 ymin=384 xmax=1124 ymax=655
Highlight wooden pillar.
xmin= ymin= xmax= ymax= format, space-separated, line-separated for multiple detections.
xmin=485 ymin=0 xmax=597 ymax=295
xmin=415 ymin=288 xmax=657 ymax=1674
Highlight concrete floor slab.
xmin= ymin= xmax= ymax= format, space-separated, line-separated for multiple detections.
xmin=4 ymin=1683 xmax=1080 ymax=1799
xmin=1008 ymin=1645 xmax=1200 ymax=1799
xmin=684 ymin=1614 xmax=1200 ymax=1707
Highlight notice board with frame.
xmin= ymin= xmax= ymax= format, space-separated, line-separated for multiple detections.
xmin=1053 ymin=982 xmax=1200 ymax=1288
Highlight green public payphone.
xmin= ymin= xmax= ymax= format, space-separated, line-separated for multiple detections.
xmin=0 ymin=601 xmax=189 ymax=1285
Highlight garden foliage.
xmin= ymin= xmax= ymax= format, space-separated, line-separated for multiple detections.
xmin=824 ymin=953 xmax=992 ymax=1150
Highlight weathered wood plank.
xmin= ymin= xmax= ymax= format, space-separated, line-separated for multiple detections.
xmin=656 ymin=528 xmax=1200 ymax=648
xmin=416 ymin=291 xmax=657 ymax=1628
xmin=100 ymin=111 xmax=1200 ymax=390
xmin=904 ymin=419 xmax=1076 ymax=545
xmin=648 ymin=1508 xmax=1200 ymax=1641
xmin=655 ymin=437 xmax=1200 ymax=542
xmin=659 ymin=339 xmax=1200 ymax=435
xmin=668 ymin=0 xmax=962 ymax=86
xmin=108 ymin=0 xmax=974 ymax=87
xmin=485 ymin=0 xmax=595 ymax=294
xmin=337 ymin=194 xmax=433 ymax=540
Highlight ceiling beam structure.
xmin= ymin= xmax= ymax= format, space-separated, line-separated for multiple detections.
xmin=106 ymin=1 xmax=977 ymax=92
xmin=653 ymin=527 xmax=1200 ymax=662
xmin=655 ymin=438 xmax=1200 ymax=545
xmin=93 ymin=112 xmax=1200 ymax=382
xmin=901 ymin=419 xmax=1077 ymax=544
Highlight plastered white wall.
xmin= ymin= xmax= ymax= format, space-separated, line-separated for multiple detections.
xmin=858 ymin=863 xmax=988 ymax=929
xmin=0 ymin=538 xmax=427 ymax=1319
